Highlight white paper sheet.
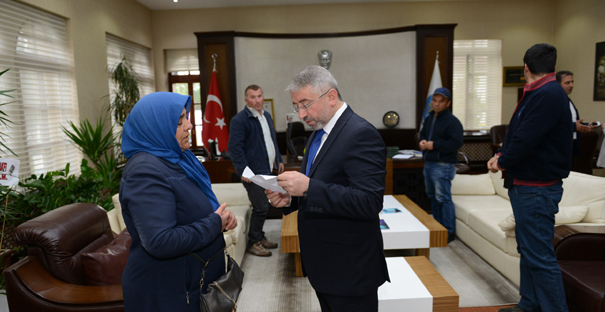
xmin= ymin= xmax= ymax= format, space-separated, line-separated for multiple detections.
xmin=242 ymin=166 xmax=286 ymax=193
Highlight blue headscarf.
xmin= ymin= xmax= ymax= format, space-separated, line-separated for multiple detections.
xmin=122 ymin=92 xmax=220 ymax=211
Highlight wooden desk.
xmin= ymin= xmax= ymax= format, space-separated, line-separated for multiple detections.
xmin=201 ymin=159 xmax=233 ymax=183
xmin=281 ymin=195 xmax=447 ymax=277
xmin=390 ymin=156 xmax=431 ymax=212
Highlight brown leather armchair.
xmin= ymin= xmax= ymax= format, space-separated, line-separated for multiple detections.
xmin=553 ymin=225 xmax=605 ymax=312
xmin=4 ymin=203 xmax=124 ymax=312
xmin=489 ymin=124 xmax=508 ymax=155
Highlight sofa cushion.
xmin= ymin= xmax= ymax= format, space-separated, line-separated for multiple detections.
xmin=81 ymin=229 xmax=131 ymax=286
xmin=451 ymin=173 xmax=495 ymax=195
xmin=224 ymin=205 xmax=250 ymax=245
xmin=467 ymin=209 xmax=511 ymax=252
xmin=111 ymin=193 xmax=127 ymax=231
xmin=582 ymin=200 xmax=605 ymax=223
xmin=498 ymin=206 xmax=590 ymax=231
xmin=453 ymin=194 xmax=512 ymax=225
xmin=561 ymin=172 xmax=605 ymax=207
xmin=212 ymin=183 xmax=251 ymax=206
xmin=489 ymin=171 xmax=509 ymax=200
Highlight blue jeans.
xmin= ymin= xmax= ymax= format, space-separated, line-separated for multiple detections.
xmin=423 ymin=161 xmax=456 ymax=235
xmin=509 ymin=182 xmax=568 ymax=312
xmin=243 ymin=181 xmax=270 ymax=247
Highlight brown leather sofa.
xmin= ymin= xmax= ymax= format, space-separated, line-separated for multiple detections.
xmin=554 ymin=225 xmax=605 ymax=312
xmin=4 ymin=203 xmax=124 ymax=312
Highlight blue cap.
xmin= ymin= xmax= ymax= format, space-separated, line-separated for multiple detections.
xmin=433 ymin=87 xmax=451 ymax=99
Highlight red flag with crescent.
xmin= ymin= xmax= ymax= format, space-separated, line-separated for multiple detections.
xmin=202 ymin=70 xmax=229 ymax=152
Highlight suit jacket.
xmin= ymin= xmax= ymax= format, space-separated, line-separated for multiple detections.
xmin=229 ymin=107 xmax=283 ymax=176
xmin=120 ymin=152 xmax=225 ymax=312
xmin=284 ymin=106 xmax=389 ymax=296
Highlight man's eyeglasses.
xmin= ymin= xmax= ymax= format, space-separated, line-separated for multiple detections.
xmin=292 ymin=89 xmax=331 ymax=113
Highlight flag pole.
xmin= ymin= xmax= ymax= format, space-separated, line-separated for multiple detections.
xmin=211 ymin=53 xmax=217 ymax=72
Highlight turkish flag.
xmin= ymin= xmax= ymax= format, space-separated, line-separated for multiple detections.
xmin=202 ymin=70 xmax=229 ymax=153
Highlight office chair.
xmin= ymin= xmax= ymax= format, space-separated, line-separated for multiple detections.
xmin=286 ymin=121 xmax=308 ymax=156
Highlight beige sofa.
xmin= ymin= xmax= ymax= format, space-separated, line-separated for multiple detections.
xmin=451 ymin=171 xmax=605 ymax=287
xmin=107 ymin=183 xmax=252 ymax=265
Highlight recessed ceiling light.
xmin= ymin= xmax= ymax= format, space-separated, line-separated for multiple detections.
xmin=173 ymin=0 xmax=178 ymax=3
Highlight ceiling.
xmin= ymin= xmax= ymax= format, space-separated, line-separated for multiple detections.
xmin=136 ymin=0 xmax=470 ymax=11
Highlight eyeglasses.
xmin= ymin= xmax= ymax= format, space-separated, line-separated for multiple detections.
xmin=292 ymin=89 xmax=331 ymax=113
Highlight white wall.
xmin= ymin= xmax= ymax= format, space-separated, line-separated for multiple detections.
xmin=234 ymin=32 xmax=416 ymax=131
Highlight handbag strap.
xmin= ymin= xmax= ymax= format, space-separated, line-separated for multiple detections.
xmin=188 ymin=247 xmax=228 ymax=289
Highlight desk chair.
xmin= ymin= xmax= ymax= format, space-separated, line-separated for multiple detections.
xmin=286 ymin=121 xmax=308 ymax=156
xmin=489 ymin=124 xmax=508 ymax=155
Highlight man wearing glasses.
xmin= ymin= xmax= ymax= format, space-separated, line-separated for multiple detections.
xmin=266 ymin=65 xmax=389 ymax=312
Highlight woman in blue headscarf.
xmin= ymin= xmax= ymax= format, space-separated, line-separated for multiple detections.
xmin=119 ymin=92 xmax=237 ymax=312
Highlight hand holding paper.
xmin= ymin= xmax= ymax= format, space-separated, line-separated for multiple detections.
xmin=242 ymin=166 xmax=286 ymax=193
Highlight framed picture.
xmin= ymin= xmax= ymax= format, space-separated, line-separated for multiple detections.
xmin=263 ymin=98 xmax=276 ymax=128
xmin=594 ymin=41 xmax=605 ymax=101
xmin=503 ymin=66 xmax=526 ymax=87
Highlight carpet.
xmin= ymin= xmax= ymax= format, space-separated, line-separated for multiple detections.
xmin=236 ymin=220 xmax=520 ymax=311
xmin=430 ymin=239 xmax=520 ymax=307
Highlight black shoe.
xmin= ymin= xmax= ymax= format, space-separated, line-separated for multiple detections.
xmin=447 ymin=233 xmax=455 ymax=243
xmin=499 ymin=305 xmax=528 ymax=312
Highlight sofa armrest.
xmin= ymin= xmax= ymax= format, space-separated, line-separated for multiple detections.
xmin=5 ymin=256 xmax=123 ymax=310
xmin=554 ymin=229 xmax=605 ymax=261
xmin=552 ymin=225 xmax=579 ymax=247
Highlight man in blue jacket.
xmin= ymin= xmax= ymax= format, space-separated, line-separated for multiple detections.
xmin=228 ymin=85 xmax=283 ymax=257
xmin=488 ymin=43 xmax=572 ymax=312
xmin=418 ymin=87 xmax=463 ymax=243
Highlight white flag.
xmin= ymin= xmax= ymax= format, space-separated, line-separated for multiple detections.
xmin=421 ymin=57 xmax=443 ymax=127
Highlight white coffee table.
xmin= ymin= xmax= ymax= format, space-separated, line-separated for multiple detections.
xmin=378 ymin=256 xmax=459 ymax=312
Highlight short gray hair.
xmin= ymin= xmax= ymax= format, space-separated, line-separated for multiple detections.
xmin=286 ymin=65 xmax=342 ymax=100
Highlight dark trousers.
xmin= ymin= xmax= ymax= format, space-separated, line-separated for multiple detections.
xmin=315 ymin=290 xmax=378 ymax=312
xmin=243 ymin=181 xmax=270 ymax=247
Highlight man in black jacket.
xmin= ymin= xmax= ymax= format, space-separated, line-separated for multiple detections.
xmin=488 ymin=44 xmax=571 ymax=312
xmin=418 ymin=87 xmax=463 ymax=243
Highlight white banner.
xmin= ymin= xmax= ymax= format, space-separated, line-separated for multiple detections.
xmin=0 ymin=158 xmax=20 ymax=187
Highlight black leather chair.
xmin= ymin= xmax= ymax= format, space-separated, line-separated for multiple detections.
xmin=572 ymin=130 xmax=599 ymax=175
xmin=286 ymin=121 xmax=308 ymax=156
xmin=489 ymin=124 xmax=508 ymax=155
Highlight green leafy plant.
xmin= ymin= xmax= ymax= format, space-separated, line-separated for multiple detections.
xmin=0 ymin=69 xmax=16 ymax=156
xmin=109 ymin=56 xmax=142 ymax=128
xmin=61 ymin=118 xmax=116 ymax=167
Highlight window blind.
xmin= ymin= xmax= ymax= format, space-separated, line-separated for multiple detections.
xmin=453 ymin=39 xmax=502 ymax=130
xmin=106 ymin=34 xmax=155 ymax=151
xmin=106 ymin=34 xmax=155 ymax=99
xmin=166 ymin=49 xmax=199 ymax=72
xmin=0 ymin=0 xmax=81 ymax=177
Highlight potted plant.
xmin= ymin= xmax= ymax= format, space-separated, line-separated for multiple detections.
xmin=0 ymin=68 xmax=17 ymax=288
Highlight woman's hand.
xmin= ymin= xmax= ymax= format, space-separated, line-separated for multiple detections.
xmin=214 ymin=203 xmax=237 ymax=231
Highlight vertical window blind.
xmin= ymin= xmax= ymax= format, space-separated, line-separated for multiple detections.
xmin=453 ymin=39 xmax=502 ymax=130
xmin=0 ymin=0 xmax=81 ymax=177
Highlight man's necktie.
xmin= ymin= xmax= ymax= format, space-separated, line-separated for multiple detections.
xmin=305 ymin=129 xmax=325 ymax=176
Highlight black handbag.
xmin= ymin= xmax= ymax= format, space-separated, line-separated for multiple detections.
xmin=189 ymin=248 xmax=244 ymax=312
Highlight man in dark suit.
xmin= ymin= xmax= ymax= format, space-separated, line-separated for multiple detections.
xmin=556 ymin=70 xmax=599 ymax=172
xmin=266 ymin=65 xmax=389 ymax=312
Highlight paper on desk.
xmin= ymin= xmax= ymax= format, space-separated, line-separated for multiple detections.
xmin=393 ymin=154 xmax=414 ymax=160
xmin=243 ymin=166 xmax=287 ymax=193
